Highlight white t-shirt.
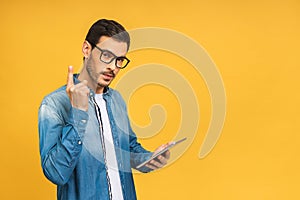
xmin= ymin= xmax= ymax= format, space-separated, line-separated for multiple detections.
xmin=95 ymin=94 xmax=124 ymax=200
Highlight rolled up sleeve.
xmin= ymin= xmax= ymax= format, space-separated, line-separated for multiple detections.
xmin=38 ymin=103 xmax=88 ymax=185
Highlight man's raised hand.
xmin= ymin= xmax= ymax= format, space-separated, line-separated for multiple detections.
xmin=66 ymin=66 xmax=90 ymax=111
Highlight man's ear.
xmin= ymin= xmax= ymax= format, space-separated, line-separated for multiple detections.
xmin=82 ymin=40 xmax=91 ymax=59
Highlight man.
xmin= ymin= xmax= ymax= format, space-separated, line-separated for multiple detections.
xmin=38 ymin=19 xmax=170 ymax=200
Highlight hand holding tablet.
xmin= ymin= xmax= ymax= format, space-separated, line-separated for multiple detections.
xmin=137 ymin=137 xmax=187 ymax=169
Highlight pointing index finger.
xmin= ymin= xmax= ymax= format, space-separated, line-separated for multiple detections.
xmin=67 ymin=66 xmax=74 ymax=88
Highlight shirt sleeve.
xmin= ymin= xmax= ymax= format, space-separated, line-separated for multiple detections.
xmin=38 ymin=102 xmax=89 ymax=185
xmin=129 ymin=132 xmax=153 ymax=173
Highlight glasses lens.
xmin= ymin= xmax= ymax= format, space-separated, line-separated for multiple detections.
xmin=100 ymin=51 xmax=115 ymax=63
xmin=116 ymin=57 xmax=129 ymax=68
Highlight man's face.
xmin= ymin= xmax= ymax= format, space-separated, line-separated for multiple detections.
xmin=84 ymin=36 xmax=128 ymax=93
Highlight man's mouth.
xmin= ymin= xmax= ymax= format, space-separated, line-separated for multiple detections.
xmin=102 ymin=72 xmax=115 ymax=80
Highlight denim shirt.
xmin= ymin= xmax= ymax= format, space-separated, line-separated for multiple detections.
xmin=38 ymin=75 xmax=152 ymax=200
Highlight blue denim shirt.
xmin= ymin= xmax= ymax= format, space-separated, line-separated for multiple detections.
xmin=38 ymin=75 xmax=152 ymax=200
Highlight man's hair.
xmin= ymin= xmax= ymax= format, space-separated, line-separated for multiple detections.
xmin=85 ymin=19 xmax=130 ymax=50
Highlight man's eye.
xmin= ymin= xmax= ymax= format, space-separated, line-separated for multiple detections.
xmin=102 ymin=52 xmax=113 ymax=59
xmin=117 ymin=57 xmax=124 ymax=62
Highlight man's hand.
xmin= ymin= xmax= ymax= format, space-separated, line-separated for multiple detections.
xmin=145 ymin=143 xmax=171 ymax=170
xmin=66 ymin=66 xmax=90 ymax=111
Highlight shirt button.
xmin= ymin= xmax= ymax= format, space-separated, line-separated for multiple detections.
xmin=81 ymin=119 xmax=86 ymax=123
xmin=78 ymin=141 xmax=82 ymax=145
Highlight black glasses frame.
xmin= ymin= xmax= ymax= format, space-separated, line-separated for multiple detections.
xmin=91 ymin=43 xmax=130 ymax=69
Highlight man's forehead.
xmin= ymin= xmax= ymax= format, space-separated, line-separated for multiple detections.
xmin=97 ymin=36 xmax=128 ymax=55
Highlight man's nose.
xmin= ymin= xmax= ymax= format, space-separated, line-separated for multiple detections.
xmin=107 ymin=59 xmax=116 ymax=70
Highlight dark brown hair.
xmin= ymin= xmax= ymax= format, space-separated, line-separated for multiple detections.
xmin=85 ymin=19 xmax=130 ymax=50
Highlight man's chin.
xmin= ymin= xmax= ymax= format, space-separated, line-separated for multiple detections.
xmin=97 ymin=81 xmax=111 ymax=88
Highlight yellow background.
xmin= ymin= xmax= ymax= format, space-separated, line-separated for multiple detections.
xmin=1 ymin=0 xmax=299 ymax=199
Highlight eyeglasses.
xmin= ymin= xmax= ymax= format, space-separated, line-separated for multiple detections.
xmin=91 ymin=43 xmax=130 ymax=69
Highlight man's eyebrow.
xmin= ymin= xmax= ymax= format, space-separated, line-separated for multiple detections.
xmin=102 ymin=48 xmax=127 ymax=57
xmin=100 ymin=48 xmax=117 ymax=56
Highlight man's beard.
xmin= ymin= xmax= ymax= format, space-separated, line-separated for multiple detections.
xmin=86 ymin=64 xmax=101 ymax=86
xmin=86 ymin=64 xmax=115 ymax=88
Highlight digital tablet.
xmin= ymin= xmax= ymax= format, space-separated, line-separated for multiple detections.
xmin=136 ymin=137 xmax=187 ymax=169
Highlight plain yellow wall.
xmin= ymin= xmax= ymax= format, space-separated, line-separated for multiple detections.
xmin=1 ymin=0 xmax=299 ymax=199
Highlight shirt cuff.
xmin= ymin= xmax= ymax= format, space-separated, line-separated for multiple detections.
xmin=69 ymin=107 xmax=89 ymax=139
